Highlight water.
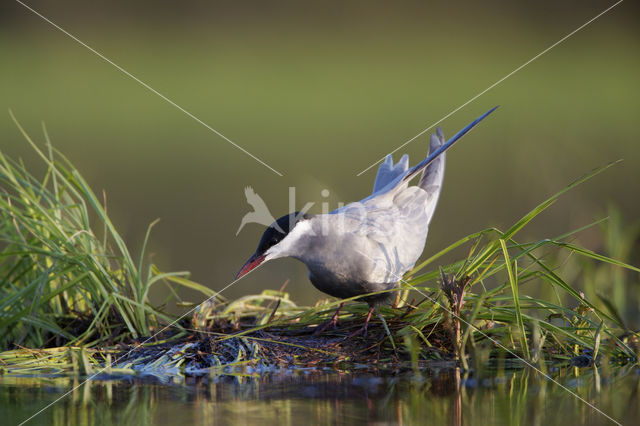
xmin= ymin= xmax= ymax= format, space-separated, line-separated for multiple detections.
xmin=2 ymin=364 xmax=638 ymax=425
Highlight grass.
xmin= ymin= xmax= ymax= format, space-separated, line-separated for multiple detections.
xmin=1 ymin=119 xmax=639 ymax=377
xmin=0 ymin=114 xmax=216 ymax=350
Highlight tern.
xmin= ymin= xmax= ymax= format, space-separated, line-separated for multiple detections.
xmin=236 ymin=107 xmax=498 ymax=335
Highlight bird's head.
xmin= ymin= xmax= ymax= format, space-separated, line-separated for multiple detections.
xmin=235 ymin=211 xmax=310 ymax=279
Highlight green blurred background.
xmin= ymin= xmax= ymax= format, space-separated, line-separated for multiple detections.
xmin=1 ymin=1 xmax=638 ymax=310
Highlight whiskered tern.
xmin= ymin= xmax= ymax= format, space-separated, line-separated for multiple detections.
xmin=237 ymin=107 xmax=498 ymax=335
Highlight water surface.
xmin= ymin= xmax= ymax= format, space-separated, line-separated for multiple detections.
xmin=2 ymin=364 xmax=638 ymax=425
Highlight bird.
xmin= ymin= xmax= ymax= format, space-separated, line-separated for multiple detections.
xmin=236 ymin=107 xmax=498 ymax=336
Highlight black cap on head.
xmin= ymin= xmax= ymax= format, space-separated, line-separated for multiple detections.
xmin=255 ymin=211 xmax=307 ymax=256
xmin=236 ymin=211 xmax=311 ymax=279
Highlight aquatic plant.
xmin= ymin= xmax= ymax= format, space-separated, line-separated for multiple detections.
xmin=0 ymin=114 xmax=215 ymax=350
xmin=1 ymin=116 xmax=639 ymax=374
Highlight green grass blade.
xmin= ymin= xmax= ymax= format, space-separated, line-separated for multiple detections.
xmin=500 ymin=239 xmax=530 ymax=359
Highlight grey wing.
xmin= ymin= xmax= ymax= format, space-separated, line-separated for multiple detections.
xmin=372 ymin=154 xmax=409 ymax=195
xmin=357 ymin=128 xmax=447 ymax=277
xmin=332 ymin=129 xmax=447 ymax=281
xmin=366 ymin=128 xmax=446 ymax=231
xmin=417 ymin=127 xmax=446 ymax=224
xmin=335 ymin=190 xmax=431 ymax=282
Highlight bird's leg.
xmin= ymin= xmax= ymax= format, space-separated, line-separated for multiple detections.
xmin=362 ymin=306 xmax=375 ymax=337
xmin=346 ymin=306 xmax=375 ymax=338
xmin=314 ymin=302 xmax=346 ymax=335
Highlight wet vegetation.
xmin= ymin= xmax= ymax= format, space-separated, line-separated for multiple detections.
xmin=1 ymin=120 xmax=639 ymax=379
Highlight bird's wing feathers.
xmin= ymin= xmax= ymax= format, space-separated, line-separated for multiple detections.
xmin=335 ymin=122 xmax=455 ymax=277
xmin=357 ymin=127 xmax=446 ymax=237
xmin=419 ymin=129 xmax=445 ymax=190
xmin=326 ymin=108 xmax=497 ymax=280
xmin=328 ymin=190 xmax=430 ymax=282
xmin=339 ymin=124 xmax=447 ymax=243
xmin=401 ymin=106 xmax=498 ymax=184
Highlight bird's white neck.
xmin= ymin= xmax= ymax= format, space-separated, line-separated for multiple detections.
xmin=265 ymin=218 xmax=315 ymax=261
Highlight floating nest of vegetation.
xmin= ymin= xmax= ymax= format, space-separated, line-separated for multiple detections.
xmin=1 ymin=115 xmax=639 ymax=379
xmin=117 ymin=296 xmax=457 ymax=375
xmin=3 ymin=285 xmax=639 ymax=379
xmin=1 ymin=291 xmax=459 ymax=378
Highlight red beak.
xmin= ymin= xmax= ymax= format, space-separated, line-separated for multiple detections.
xmin=235 ymin=253 xmax=267 ymax=279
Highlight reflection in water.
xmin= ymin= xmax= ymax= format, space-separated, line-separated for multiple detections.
xmin=1 ymin=364 xmax=638 ymax=425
